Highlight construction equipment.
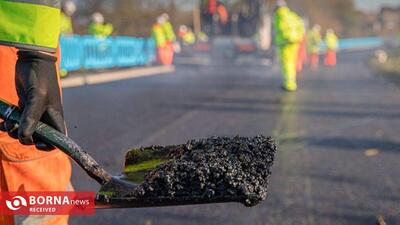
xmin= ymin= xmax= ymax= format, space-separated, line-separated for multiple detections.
xmin=0 ymin=99 xmax=276 ymax=208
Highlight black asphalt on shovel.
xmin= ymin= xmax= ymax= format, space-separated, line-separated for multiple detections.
xmin=0 ymin=99 xmax=276 ymax=208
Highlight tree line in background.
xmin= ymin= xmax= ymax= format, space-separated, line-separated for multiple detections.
xmin=72 ymin=0 xmax=192 ymax=37
xmin=264 ymin=0 xmax=376 ymax=37
xmin=71 ymin=0 xmax=389 ymax=38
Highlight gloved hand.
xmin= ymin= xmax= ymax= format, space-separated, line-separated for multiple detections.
xmin=0 ymin=50 xmax=66 ymax=150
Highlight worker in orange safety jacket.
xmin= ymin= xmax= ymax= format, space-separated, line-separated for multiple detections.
xmin=324 ymin=28 xmax=339 ymax=67
xmin=307 ymin=24 xmax=322 ymax=70
xmin=217 ymin=2 xmax=229 ymax=25
xmin=151 ymin=16 xmax=173 ymax=66
xmin=296 ymin=20 xmax=308 ymax=73
xmin=0 ymin=1 xmax=72 ymax=224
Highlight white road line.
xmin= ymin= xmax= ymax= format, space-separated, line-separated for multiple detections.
xmin=62 ymin=65 xmax=175 ymax=88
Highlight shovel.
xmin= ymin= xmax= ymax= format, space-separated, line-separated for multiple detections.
xmin=0 ymin=99 xmax=275 ymax=208
xmin=0 ymin=99 xmax=136 ymax=204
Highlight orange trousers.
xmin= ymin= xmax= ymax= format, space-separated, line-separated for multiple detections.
xmin=157 ymin=42 xmax=174 ymax=66
xmin=0 ymin=46 xmax=72 ymax=225
xmin=297 ymin=38 xmax=307 ymax=73
xmin=310 ymin=53 xmax=319 ymax=70
xmin=324 ymin=50 xmax=337 ymax=67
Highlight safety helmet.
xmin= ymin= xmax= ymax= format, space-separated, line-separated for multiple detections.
xmin=161 ymin=13 xmax=170 ymax=21
xmin=63 ymin=0 xmax=76 ymax=16
xmin=179 ymin=25 xmax=188 ymax=33
xmin=312 ymin=24 xmax=321 ymax=32
xmin=92 ymin=12 xmax=104 ymax=24
xmin=275 ymin=0 xmax=287 ymax=8
xmin=326 ymin=28 xmax=334 ymax=33
xmin=157 ymin=15 xmax=166 ymax=24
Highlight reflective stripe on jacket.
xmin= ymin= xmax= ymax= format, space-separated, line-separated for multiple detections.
xmin=0 ymin=0 xmax=61 ymax=53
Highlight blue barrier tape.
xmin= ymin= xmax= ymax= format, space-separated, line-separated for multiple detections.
xmin=338 ymin=37 xmax=383 ymax=50
xmin=60 ymin=35 xmax=156 ymax=72
xmin=61 ymin=36 xmax=383 ymax=72
xmin=60 ymin=36 xmax=83 ymax=71
xmin=319 ymin=37 xmax=384 ymax=51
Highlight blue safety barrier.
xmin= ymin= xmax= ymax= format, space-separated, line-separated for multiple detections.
xmin=60 ymin=35 xmax=156 ymax=72
xmin=60 ymin=36 xmax=83 ymax=71
xmin=338 ymin=37 xmax=384 ymax=50
xmin=146 ymin=38 xmax=157 ymax=64
xmin=320 ymin=37 xmax=384 ymax=51
xmin=61 ymin=35 xmax=382 ymax=72
xmin=83 ymin=36 xmax=115 ymax=69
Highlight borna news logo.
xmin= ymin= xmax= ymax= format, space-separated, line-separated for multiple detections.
xmin=5 ymin=196 xmax=27 ymax=211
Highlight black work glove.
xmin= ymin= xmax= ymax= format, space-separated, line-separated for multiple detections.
xmin=0 ymin=51 xmax=66 ymax=150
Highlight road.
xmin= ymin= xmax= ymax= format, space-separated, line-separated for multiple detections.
xmin=64 ymin=39 xmax=400 ymax=225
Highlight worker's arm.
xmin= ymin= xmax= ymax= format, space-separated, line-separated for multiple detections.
xmin=0 ymin=1 xmax=65 ymax=150
xmin=0 ymin=50 xmax=65 ymax=150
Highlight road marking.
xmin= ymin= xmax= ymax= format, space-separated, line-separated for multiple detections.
xmin=364 ymin=148 xmax=380 ymax=157
xmin=62 ymin=66 xmax=175 ymax=88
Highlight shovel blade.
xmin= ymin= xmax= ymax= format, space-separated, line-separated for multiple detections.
xmin=95 ymin=145 xmax=244 ymax=208
xmin=95 ymin=136 xmax=276 ymax=208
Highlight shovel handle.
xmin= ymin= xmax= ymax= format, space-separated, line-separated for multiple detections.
xmin=0 ymin=99 xmax=112 ymax=185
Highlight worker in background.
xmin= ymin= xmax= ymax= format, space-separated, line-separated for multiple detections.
xmin=60 ymin=0 xmax=76 ymax=36
xmin=217 ymin=2 xmax=229 ymax=25
xmin=273 ymin=0 xmax=305 ymax=92
xmin=201 ymin=0 xmax=217 ymax=36
xmin=308 ymin=24 xmax=322 ymax=70
xmin=198 ymin=31 xmax=209 ymax=43
xmin=0 ymin=1 xmax=72 ymax=224
xmin=160 ymin=13 xmax=180 ymax=55
xmin=207 ymin=0 xmax=217 ymax=15
xmin=179 ymin=25 xmax=197 ymax=46
xmin=200 ymin=0 xmax=217 ymax=34
xmin=297 ymin=19 xmax=308 ymax=73
xmin=88 ymin=12 xmax=114 ymax=38
xmin=324 ymin=29 xmax=339 ymax=67
xmin=60 ymin=0 xmax=77 ymax=78
xmin=160 ymin=14 xmax=176 ymax=44
xmin=152 ymin=16 xmax=173 ymax=65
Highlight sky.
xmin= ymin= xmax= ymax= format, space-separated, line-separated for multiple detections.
xmin=355 ymin=0 xmax=400 ymax=11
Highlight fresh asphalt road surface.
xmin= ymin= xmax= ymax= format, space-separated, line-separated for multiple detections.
xmin=64 ymin=40 xmax=400 ymax=225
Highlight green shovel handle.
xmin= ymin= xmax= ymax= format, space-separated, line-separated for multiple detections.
xmin=0 ymin=99 xmax=112 ymax=185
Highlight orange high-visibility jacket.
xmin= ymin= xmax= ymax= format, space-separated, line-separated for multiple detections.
xmin=0 ymin=1 xmax=72 ymax=223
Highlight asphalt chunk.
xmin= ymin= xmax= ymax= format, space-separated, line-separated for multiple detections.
xmin=126 ymin=136 xmax=277 ymax=207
